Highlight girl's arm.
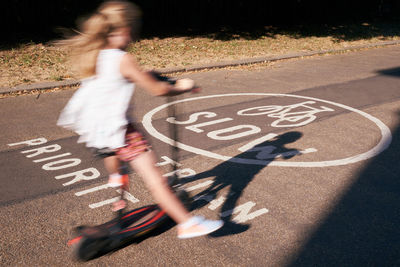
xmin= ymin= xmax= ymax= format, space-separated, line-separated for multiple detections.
xmin=120 ymin=53 xmax=195 ymax=96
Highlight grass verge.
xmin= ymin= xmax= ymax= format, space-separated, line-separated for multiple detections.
xmin=1 ymin=21 xmax=400 ymax=88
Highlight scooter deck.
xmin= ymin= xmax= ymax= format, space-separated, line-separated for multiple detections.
xmin=68 ymin=204 xmax=167 ymax=246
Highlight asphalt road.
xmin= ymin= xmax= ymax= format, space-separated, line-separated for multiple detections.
xmin=1 ymin=46 xmax=400 ymax=266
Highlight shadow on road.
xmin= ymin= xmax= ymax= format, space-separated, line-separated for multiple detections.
xmin=67 ymin=131 xmax=305 ymax=261
xmin=181 ymin=131 xmax=303 ymax=237
xmin=377 ymin=66 xmax=400 ymax=78
xmin=286 ymin=112 xmax=400 ymax=266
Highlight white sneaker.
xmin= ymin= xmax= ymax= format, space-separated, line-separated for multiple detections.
xmin=177 ymin=216 xmax=223 ymax=239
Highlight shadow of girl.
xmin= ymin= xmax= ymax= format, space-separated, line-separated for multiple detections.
xmin=181 ymin=131 xmax=304 ymax=237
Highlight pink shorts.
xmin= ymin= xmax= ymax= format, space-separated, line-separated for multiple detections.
xmin=115 ymin=125 xmax=151 ymax=162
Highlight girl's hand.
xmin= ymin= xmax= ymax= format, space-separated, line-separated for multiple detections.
xmin=175 ymin=78 xmax=201 ymax=93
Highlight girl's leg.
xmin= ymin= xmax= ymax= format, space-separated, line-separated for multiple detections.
xmin=104 ymin=156 xmax=127 ymax=210
xmin=130 ymin=150 xmax=224 ymax=238
xmin=104 ymin=155 xmax=125 ymax=188
xmin=129 ymin=150 xmax=191 ymax=224
xmin=104 ymin=155 xmax=119 ymax=174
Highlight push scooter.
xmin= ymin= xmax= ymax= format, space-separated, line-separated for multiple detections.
xmin=67 ymin=74 xmax=194 ymax=261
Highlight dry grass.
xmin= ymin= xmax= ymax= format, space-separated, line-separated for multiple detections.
xmin=0 ymin=43 xmax=72 ymax=88
xmin=1 ymin=22 xmax=400 ymax=88
xmin=129 ymin=34 xmax=399 ymax=68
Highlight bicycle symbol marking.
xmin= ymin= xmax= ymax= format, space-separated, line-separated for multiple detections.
xmin=237 ymin=101 xmax=335 ymax=127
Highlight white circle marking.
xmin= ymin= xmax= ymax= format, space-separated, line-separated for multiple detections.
xmin=142 ymin=93 xmax=392 ymax=167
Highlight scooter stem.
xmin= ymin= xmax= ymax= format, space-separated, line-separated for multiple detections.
xmin=167 ymin=95 xmax=181 ymax=188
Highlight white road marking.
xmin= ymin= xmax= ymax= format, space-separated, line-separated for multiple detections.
xmin=75 ymin=184 xmax=109 ymax=196
xmin=89 ymin=197 xmax=120 ymax=209
xmin=220 ymin=201 xmax=269 ymax=223
xmin=142 ymin=93 xmax=392 ymax=167
xmin=185 ymin=180 xmax=214 ymax=191
xmin=33 ymin=153 xmax=72 ymax=163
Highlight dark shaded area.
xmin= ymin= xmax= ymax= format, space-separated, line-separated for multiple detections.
xmin=377 ymin=66 xmax=400 ymax=77
xmin=2 ymin=0 xmax=400 ymax=45
xmin=286 ymin=76 xmax=400 ymax=265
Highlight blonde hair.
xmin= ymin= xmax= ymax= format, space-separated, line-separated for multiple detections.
xmin=60 ymin=1 xmax=141 ymax=78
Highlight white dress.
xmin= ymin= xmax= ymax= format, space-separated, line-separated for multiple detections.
xmin=58 ymin=49 xmax=135 ymax=149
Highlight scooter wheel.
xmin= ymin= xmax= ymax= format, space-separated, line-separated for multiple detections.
xmin=73 ymin=236 xmax=109 ymax=261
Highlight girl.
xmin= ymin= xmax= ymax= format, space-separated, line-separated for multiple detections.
xmin=57 ymin=0 xmax=223 ymax=239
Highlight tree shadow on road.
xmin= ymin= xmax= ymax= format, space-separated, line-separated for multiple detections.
xmin=181 ymin=131 xmax=304 ymax=237
xmin=286 ymin=112 xmax=400 ymax=266
xmin=377 ymin=66 xmax=400 ymax=78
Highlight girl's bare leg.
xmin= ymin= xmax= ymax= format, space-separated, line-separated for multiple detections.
xmin=104 ymin=155 xmax=120 ymax=174
xmin=104 ymin=155 xmax=127 ymax=210
xmin=130 ymin=151 xmax=191 ymax=224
